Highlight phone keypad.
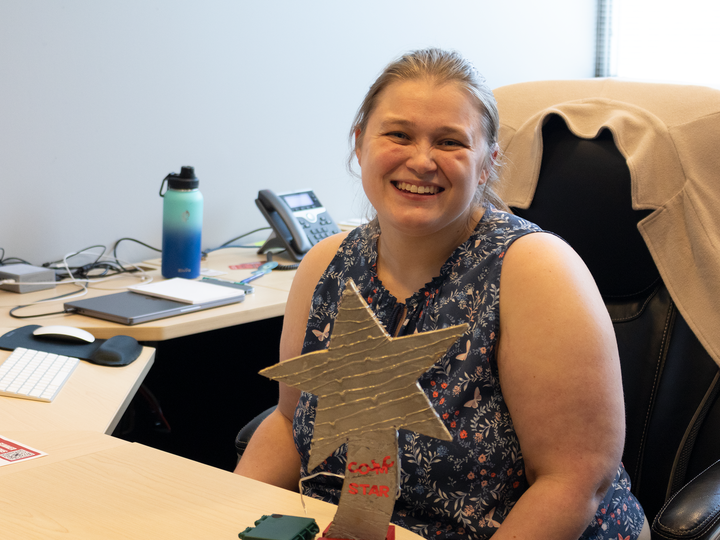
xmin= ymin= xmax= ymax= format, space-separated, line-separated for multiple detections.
xmin=298 ymin=215 xmax=340 ymax=245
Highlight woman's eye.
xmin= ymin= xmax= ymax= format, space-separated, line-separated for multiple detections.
xmin=440 ymin=139 xmax=463 ymax=147
xmin=386 ymin=132 xmax=409 ymax=140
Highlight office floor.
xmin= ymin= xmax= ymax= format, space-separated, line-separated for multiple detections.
xmin=114 ymin=316 xmax=283 ymax=471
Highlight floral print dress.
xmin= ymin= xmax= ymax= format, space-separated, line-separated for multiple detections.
xmin=293 ymin=206 xmax=645 ymax=540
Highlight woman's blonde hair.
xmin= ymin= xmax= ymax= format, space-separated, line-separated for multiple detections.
xmin=348 ymin=48 xmax=507 ymax=211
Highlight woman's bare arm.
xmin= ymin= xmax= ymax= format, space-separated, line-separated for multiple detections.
xmin=493 ymin=232 xmax=624 ymax=539
xmin=234 ymin=232 xmax=349 ymax=489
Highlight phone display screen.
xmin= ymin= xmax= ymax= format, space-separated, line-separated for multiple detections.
xmin=282 ymin=192 xmax=315 ymax=210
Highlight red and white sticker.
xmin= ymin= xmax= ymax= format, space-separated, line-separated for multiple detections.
xmin=229 ymin=262 xmax=263 ymax=270
xmin=0 ymin=435 xmax=47 ymax=467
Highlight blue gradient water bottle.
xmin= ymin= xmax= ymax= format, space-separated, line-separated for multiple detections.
xmin=159 ymin=166 xmax=203 ymax=279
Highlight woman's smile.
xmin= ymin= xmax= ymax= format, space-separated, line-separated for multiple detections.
xmin=392 ymin=181 xmax=444 ymax=195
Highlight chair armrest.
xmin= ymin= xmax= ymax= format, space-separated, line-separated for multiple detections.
xmin=234 ymin=406 xmax=277 ymax=458
xmin=652 ymin=460 xmax=720 ymax=540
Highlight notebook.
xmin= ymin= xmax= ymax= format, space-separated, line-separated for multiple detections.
xmin=127 ymin=278 xmax=245 ymax=304
xmin=64 ymin=289 xmax=244 ymax=326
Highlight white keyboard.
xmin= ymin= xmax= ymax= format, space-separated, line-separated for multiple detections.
xmin=0 ymin=348 xmax=80 ymax=402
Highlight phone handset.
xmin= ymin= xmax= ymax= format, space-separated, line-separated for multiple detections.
xmin=256 ymin=189 xmax=313 ymax=258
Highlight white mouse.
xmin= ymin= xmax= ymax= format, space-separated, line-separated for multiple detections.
xmin=33 ymin=325 xmax=96 ymax=344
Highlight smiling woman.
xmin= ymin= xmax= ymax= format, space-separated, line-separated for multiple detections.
xmin=235 ymin=48 xmax=649 ymax=540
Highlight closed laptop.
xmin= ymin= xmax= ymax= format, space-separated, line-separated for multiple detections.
xmin=64 ymin=290 xmax=244 ymax=325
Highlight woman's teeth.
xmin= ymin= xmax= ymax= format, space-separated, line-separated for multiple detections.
xmin=395 ymin=182 xmax=440 ymax=195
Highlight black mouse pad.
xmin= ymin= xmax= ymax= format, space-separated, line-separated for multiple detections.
xmin=0 ymin=325 xmax=142 ymax=367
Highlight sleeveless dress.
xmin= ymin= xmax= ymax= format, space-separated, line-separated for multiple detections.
xmin=293 ymin=206 xmax=645 ymax=540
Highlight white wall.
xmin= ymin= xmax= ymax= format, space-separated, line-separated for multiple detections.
xmin=0 ymin=0 xmax=596 ymax=266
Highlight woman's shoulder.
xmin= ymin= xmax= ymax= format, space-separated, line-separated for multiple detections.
xmin=454 ymin=207 xmax=544 ymax=265
xmin=279 ymin=230 xmax=351 ymax=361
xmin=500 ymin=231 xmax=603 ymax=319
xmin=503 ymin=230 xmax=576 ymax=264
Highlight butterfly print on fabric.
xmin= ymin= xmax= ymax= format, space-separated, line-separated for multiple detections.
xmin=312 ymin=323 xmax=330 ymax=342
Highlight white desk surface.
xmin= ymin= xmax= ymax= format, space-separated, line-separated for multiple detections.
xmin=0 ymin=339 xmax=155 ymax=434
xmin=0 ymin=430 xmax=423 ymax=540
xmin=0 ymin=248 xmax=297 ymax=341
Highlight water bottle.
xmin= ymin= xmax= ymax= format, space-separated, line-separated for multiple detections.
xmin=159 ymin=166 xmax=203 ymax=279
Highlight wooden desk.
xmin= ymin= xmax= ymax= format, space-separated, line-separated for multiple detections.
xmin=0 ymin=249 xmax=297 ymax=341
xmin=0 ymin=431 xmax=423 ymax=540
xmin=0 ymin=430 xmax=129 ymax=478
xmin=0 ymin=339 xmax=155 ymax=434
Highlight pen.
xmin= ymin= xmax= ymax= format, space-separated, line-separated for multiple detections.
xmin=203 ymin=261 xmax=278 ymax=289
xmin=239 ymin=261 xmax=278 ymax=284
xmin=240 ymin=270 xmax=271 ymax=284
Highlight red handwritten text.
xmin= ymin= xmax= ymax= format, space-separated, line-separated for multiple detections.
xmin=347 ymin=456 xmax=395 ymax=475
xmin=348 ymin=483 xmax=391 ymax=497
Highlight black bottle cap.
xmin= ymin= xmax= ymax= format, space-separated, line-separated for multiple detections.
xmin=167 ymin=166 xmax=199 ymax=190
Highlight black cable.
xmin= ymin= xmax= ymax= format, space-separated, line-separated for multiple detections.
xmin=112 ymin=238 xmax=161 ymax=272
xmin=0 ymin=248 xmax=33 ymax=267
xmin=1 ymin=257 xmax=34 ymax=266
xmin=264 ymin=251 xmax=299 ymax=270
xmin=203 ymin=227 xmax=272 ymax=256
xmin=275 ymin=262 xmax=300 ymax=270
xmin=218 ymin=227 xmax=271 ymax=247
xmin=40 ymin=242 xmax=151 ymax=281
xmin=9 ymin=240 xmax=158 ymax=319
xmin=57 ymin=263 xmax=128 ymax=281
xmin=42 ymin=245 xmax=108 ymax=280
xmin=79 ymin=261 xmax=127 ymax=279
xmin=8 ymin=284 xmax=86 ymax=319
xmin=9 ymin=307 xmax=70 ymax=319
xmin=87 ymin=262 xmax=122 ymax=275
xmin=43 ymin=244 xmax=107 ymax=267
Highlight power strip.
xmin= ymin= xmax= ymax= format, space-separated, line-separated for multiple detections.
xmin=0 ymin=264 xmax=56 ymax=293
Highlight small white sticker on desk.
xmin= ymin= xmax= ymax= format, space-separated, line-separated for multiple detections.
xmin=200 ymin=268 xmax=226 ymax=277
xmin=0 ymin=435 xmax=47 ymax=467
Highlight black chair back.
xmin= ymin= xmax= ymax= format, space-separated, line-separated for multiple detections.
xmin=510 ymin=115 xmax=720 ymax=522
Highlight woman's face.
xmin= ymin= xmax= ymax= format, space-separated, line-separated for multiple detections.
xmin=356 ymin=79 xmax=490 ymax=239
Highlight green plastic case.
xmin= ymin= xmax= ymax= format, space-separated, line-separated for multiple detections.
xmin=239 ymin=514 xmax=320 ymax=540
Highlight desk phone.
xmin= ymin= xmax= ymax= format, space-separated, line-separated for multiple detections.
xmin=256 ymin=189 xmax=340 ymax=261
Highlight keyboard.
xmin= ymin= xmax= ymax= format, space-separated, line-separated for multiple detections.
xmin=0 ymin=348 xmax=80 ymax=402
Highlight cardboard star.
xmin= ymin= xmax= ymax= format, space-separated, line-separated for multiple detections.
xmin=261 ymin=279 xmax=468 ymax=472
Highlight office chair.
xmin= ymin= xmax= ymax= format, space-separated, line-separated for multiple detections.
xmin=235 ymin=405 xmax=276 ymax=459
xmin=493 ymin=79 xmax=720 ymax=540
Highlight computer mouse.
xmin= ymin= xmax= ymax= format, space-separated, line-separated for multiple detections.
xmin=33 ymin=325 xmax=96 ymax=344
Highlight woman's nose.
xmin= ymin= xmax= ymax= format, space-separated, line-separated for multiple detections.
xmin=406 ymin=144 xmax=437 ymax=175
